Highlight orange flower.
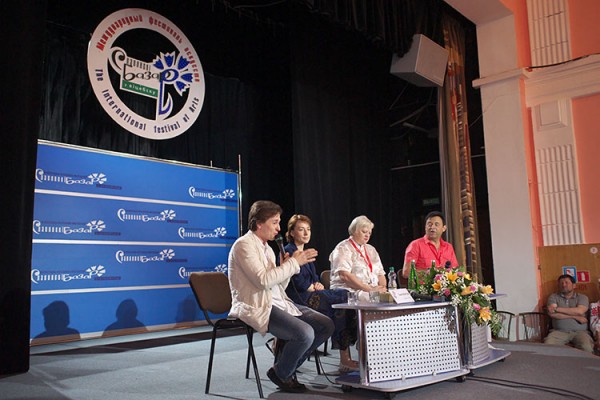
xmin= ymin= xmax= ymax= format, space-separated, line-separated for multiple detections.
xmin=445 ymin=271 xmax=458 ymax=283
xmin=481 ymin=285 xmax=494 ymax=295
xmin=433 ymin=281 xmax=442 ymax=291
xmin=479 ymin=307 xmax=492 ymax=322
xmin=460 ymin=286 xmax=472 ymax=296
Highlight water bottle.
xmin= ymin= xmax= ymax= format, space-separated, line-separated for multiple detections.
xmin=387 ymin=267 xmax=398 ymax=290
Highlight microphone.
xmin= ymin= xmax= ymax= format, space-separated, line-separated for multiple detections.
xmin=445 ymin=261 xmax=451 ymax=269
xmin=275 ymin=234 xmax=286 ymax=259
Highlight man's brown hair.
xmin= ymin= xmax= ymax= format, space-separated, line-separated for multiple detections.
xmin=248 ymin=200 xmax=282 ymax=231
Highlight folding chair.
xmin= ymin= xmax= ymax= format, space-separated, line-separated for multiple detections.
xmin=519 ymin=312 xmax=551 ymax=342
xmin=189 ymin=272 xmax=263 ymax=398
xmin=493 ymin=311 xmax=515 ymax=341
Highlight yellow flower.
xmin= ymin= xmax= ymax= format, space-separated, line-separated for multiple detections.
xmin=481 ymin=285 xmax=494 ymax=295
xmin=433 ymin=281 xmax=442 ymax=291
xmin=464 ymin=273 xmax=471 ymax=281
xmin=479 ymin=307 xmax=492 ymax=322
xmin=445 ymin=271 xmax=458 ymax=283
xmin=460 ymin=286 xmax=472 ymax=296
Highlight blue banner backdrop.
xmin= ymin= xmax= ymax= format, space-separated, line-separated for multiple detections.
xmin=30 ymin=141 xmax=239 ymax=342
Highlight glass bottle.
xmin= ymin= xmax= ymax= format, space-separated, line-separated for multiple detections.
xmin=427 ymin=259 xmax=437 ymax=284
xmin=408 ymin=260 xmax=417 ymax=291
xmin=387 ymin=267 xmax=398 ymax=290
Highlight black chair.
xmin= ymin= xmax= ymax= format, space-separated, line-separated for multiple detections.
xmin=320 ymin=270 xmax=331 ymax=290
xmin=519 ymin=312 xmax=551 ymax=342
xmin=189 ymin=272 xmax=263 ymax=398
xmin=493 ymin=311 xmax=515 ymax=341
xmin=318 ymin=269 xmax=332 ymax=357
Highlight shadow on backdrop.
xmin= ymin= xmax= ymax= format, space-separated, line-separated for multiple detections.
xmin=102 ymin=299 xmax=147 ymax=337
xmin=173 ymin=294 xmax=200 ymax=328
xmin=31 ymin=300 xmax=81 ymax=345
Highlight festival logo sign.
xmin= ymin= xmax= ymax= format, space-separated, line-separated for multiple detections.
xmin=115 ymin=248 xmax=177 ymax=264
xmin=88 ymin=9 xmax=205 ymax=139
xmin=33 ymin=219 xmax=106 ymax=236
xmin=31 ymin=265 xmax=107 ymax=285
xmin=188 ymin=187 xmax=236 ymax=201
xmin=177 ymin=226 xmax=227 ymax=240
xmin=178 ymin=264 xmax=227 ymax=279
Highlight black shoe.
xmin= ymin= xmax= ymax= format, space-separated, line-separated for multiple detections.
xmin=267 ymin=368 xmax=307 ymax=393
xmin=290 ymin=373 xmax=307 ymax=391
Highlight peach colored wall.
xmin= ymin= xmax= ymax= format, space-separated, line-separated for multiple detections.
xmin=500 ymin=0 xmax=531 ymax=68
xmin=501 ymin=1 xmax=540 ymax=250
xmin=572 ymin=93 xmax=600 ymax=243
xmin=568 ymin=0 xmax=600 ymax=58
xmin=569 ymin=0 xmax=600 ymax=243
xmin=502 ymin=1 xmax=600 ymax=246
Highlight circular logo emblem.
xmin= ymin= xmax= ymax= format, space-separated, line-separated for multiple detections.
xmin=87 ymin=9 xmax=205 ymax=140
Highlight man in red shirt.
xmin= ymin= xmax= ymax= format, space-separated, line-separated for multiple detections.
xmin=402 ymin=211 xmax=459 ymax=278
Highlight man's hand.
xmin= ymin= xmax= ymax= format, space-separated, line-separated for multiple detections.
xmin=547 ymin=304 xmax=558 ymax=314
xmin=292 ymin=248 xmax=318 ymax=266
xmin=574 ymin=315 xmax=588 ymax=324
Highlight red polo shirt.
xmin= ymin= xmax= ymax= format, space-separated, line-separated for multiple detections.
xmin=404 ymin=235 xmax=459 ymax=270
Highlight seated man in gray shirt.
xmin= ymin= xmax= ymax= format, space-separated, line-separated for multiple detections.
xmin=544 ymin=274 xmax=594 ymax=353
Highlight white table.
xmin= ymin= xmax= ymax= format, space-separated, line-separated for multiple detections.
xmin=332 ymin=300 xmax=470 ymax=396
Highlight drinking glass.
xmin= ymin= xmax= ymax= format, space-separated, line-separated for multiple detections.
xmin=347 ymin=291 xmax=358 ymax=305
xmin=369 ymin=291 xmax=380 ymax=303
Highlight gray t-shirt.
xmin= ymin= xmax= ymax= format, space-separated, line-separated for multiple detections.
xmin=547 ymin=292 xmax=590 ymax=332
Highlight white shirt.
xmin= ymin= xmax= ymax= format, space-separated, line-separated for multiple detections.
xmin=328 ymin=237 xmax=385 ymax=291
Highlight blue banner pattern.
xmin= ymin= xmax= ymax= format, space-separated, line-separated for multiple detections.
xmin=31 ymin=141 xmax=239 ymax=341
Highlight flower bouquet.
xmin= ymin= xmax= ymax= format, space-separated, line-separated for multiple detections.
xmin=415 ymin=265 xmax=501 ymax=335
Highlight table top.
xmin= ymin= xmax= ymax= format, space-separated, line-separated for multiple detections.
xmin=332 ymin=299 xmax=453 ymax=311
xmin=332 ymin=293 xmax=506 ymax=311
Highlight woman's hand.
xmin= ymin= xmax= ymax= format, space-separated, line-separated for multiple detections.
xmin=374 ymin=285 xmax=387 ymax=293
xmin=313 ymin=282 xmax=325 ymax=291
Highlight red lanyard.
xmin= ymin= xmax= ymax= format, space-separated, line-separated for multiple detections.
xmin=349 ymin=239 xmax=372 ymax=272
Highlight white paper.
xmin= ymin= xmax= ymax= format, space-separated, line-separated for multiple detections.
xmin=389 ymin=288 xmax=415 ymax=304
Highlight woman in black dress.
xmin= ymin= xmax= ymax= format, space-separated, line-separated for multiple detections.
xmin=283 ymin=214 xmax=358 ymax=373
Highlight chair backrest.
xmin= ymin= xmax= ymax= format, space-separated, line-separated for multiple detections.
xmin=519 ymin=312 xmax=551 ymax=342
xmin=320 ymin=270 xmax=331 ymax=290
xmin=189 ymin=272 xmax=232 ymax=326
xmin=493 ymin=311 xmax=515 ymax=341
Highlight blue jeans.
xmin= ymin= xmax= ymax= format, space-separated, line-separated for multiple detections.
xmin=268 ymin=304 xmax=334 ymax=380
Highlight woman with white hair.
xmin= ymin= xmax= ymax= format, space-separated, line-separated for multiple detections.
xmin=329 ymin=215 xmax=387 ymax=295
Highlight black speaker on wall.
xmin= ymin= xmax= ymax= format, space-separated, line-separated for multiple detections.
xmin=390 ymin=34 xmax=449 ymax=87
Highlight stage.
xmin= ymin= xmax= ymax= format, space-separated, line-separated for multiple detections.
xmin=1 ymin=327 xmax=598 ymax=399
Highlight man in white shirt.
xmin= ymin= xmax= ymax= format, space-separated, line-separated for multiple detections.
xmin=228 ymin=201 xmax=334 ymax=393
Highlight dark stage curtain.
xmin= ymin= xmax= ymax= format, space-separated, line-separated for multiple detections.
xmin=288 ymin=10 xmax=396 ymax=270
xmin=1 ymin=0 xmax=47 ymax=374
xmin=300 ymin=0 xmax=444 ymax=55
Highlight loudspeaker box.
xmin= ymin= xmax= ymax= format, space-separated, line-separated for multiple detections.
xmin=390 ymin=34 xmax=449 ymax=87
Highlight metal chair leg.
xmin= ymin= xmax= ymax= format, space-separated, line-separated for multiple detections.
xmin=205 ymin=326 xmax=218 ymax=394
xmin=246 ymin=326 xmax=263 ymax=398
